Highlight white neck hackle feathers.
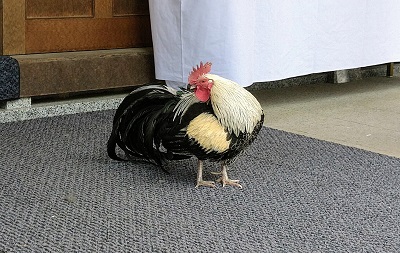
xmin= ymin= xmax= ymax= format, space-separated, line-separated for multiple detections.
xmin=173 ymin=74 xmax=263 ymax=136
xmin=206 ymin=74 xmax=263 ymax=136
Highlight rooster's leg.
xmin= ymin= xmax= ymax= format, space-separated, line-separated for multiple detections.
xmin=195 ymin=160 xmax=215 ymax=188
xmin=212 ymin=162 xmax=242 ymax=188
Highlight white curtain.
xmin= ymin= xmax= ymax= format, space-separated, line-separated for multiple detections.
xmin=149 ymin=0 xmax=400 ymax=87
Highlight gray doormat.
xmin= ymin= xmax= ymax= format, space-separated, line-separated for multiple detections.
xmin=1 ymin=110 xmax=399 ymax=252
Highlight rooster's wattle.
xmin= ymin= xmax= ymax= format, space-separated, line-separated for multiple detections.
xmin=107 ymin=62 xmax=264 ymax=188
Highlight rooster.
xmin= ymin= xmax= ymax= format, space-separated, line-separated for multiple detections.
xmin=107 ymin=62 xmax=264 ymax=188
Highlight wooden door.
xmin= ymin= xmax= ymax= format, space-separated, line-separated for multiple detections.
xmin=2 ymin=0 xmax=152 ymax=54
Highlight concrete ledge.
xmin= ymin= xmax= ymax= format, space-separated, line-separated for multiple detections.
xmin=0 ymin=98 xmax=31 ymax=110
xmin=12 ymin=48 xmax=155 ymax=98
xmin=0 ymin=94 xmax=124 ymax=123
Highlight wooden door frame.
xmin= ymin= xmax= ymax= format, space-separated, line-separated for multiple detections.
xmin=2 ymin=0 xmax=26 ymax=55
xmin=1 ymin=0 xmax=151 ymax=55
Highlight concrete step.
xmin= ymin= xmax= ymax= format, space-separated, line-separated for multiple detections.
xmin=12 ymin=47 xmax=155 ymax=98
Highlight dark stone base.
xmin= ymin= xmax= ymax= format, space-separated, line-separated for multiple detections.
xmin=0 ymin=56 xmax=20 ymax=101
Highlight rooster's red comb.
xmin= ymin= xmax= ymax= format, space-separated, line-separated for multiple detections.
xmin=188 ymin=62 xmax=212 ymax=85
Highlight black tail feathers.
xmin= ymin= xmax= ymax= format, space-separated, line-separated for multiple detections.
xmin=107 ymin=83 xmax=180 ymax=168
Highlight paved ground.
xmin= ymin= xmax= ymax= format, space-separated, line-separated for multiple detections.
xmin=252 ymin=75 xmax=400 ymax=158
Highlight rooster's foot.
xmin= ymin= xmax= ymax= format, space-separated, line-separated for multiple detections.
xmin=195 ymin=180 xmax=215 ymax=188
xmin=212 ymin=173 xmax=242 ymax=188
xmin=211 ymin=164 xmax=242 ymax=188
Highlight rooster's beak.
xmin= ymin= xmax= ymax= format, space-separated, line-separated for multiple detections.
xmin=188 ymin=84 xmax=196 ymax=91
